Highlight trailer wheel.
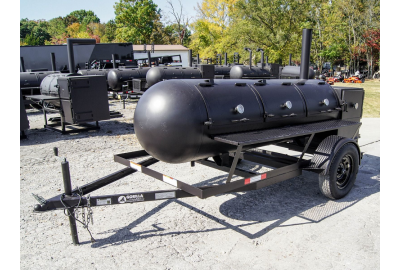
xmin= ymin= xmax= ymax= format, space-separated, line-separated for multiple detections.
xmin=319 ymin=143 xmax=359 ymax=199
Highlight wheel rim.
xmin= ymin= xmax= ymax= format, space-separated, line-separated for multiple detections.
xmin=336 ymin=154 xmax=353 ymax=189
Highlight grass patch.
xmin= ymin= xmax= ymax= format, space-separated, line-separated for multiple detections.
xmin=333 ymin=79 xmax=380 ymax=118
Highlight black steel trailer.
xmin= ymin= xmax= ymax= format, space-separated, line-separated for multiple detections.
xmin=33 ymin=117 xmax=362 ymax=245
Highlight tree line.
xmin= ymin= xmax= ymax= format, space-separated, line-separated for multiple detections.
xmin=20 ymin=0 xmax=380 ymax=75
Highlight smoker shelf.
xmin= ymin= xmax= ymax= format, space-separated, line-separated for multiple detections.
xmin=213 ymin=120 xmax=361 ymax=146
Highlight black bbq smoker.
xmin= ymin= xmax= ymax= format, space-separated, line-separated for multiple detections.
xmin=32 ymin=29 xmax=365 ymax=245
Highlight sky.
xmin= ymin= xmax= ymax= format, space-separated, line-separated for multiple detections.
xmin=20 ymin=0 xmax=199 ymax=24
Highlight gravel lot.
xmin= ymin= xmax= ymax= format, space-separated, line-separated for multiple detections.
xmin=19 ymin=99 xmax=380 ymax=269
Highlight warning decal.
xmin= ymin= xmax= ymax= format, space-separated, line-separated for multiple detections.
xmin=155 ymin=191 xmax=176 ymax=200
xmin=97 ymin=198 xmax=112 ymax=205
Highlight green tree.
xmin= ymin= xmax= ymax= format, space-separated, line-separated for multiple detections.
xmin=63 ymin=15 xmax=79 ymax=26
xmin=104 ymin=20 xmax=117 ymax=42
xmin=20 ymin=18 xmax=37 ymax=39
xmin=114 ymin=0 xmax=161 ymax=44
xmin=48 ymin=17 xmax=67 ymax=38
xmin=68 ymin=10 xmax=101 ymax=25
xmin=20 ymin=19 xmax=51 ymax=45
xmin=190 ymin=0 xmax=238 ymax=61
xmin=24 ymin=32 xmax=41 ymax=46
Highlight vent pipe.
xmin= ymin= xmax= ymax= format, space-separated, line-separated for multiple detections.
xmin=112 ymin=54 xmax=117 ymax=69
xmin=67 ymin=38 xmax=96 ymax=74
xmin=244 ymin=48 xmax=252 ymax=68
xmin=300 ymin=29 xmax=312 ymax=80
xmin=257 ymin=48 xmax=264 ymax=68
xmin=189 ymin=50 xmax=192 ymax=67
xmin=50 ymin=53 xmax=56 ymax=71
xmin=20 ymin=57 xmax=26 ymax=72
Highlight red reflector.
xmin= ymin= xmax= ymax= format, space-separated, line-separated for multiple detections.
xmin=244 ymin=178 xmax=251 ymax=185
xmin=261 ymin=173 xmax=267 ymax=179
xmin=105 ymin=60 xmax=109 ymax=62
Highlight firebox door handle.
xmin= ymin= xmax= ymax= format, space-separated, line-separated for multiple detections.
xmin=232 ymin=118 xmax=250 ymax=123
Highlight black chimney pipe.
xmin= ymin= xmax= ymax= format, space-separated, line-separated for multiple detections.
xmin=289 ymin=53 xmax=292 ymax=66
xmin=244 ymin=48 xmax=252 ymax=68
xmin=147 ymin=51 xmax=152 ymax=67
xmin=265 ymin=56 xmax=268 ymax=64
xmin=50 ymin=53 xmax=56 ymax=71
xmin=217 ymin=54 xmax=221 ymax=65
xmin=197 ymin=54 xmax=200 ymax=65
xmin=20 ymin=57 xmax=26 ymax=72
xmin=67 ymin=38 xmax=96 ymax=74
xmin=300 ymin=29 xmax=312 ymax=80
xmin=112 ymin=54 xmax=117 ymax=69
xmin=257 ymin=48 xmax=264 ymax=68
xmin=224 ymin=52 xmax=227 ymax=66
xmin=189 ymin=49 xmax=192 ymax=67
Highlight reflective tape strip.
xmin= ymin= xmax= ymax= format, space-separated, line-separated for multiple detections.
xmin=162 ymin=175 xmax=178 ymax=187
xmin=130 ymin=162 xmax=142 ymax=172
xmin=244 ymin=173 xmax=267 ymax=185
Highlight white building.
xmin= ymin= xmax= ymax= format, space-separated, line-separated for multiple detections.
xmin=132 ymin=44 xmax=191 ymax=67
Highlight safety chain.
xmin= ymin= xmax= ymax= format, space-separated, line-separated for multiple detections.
xmin=60 ymin=186 xmax=96 ymax=243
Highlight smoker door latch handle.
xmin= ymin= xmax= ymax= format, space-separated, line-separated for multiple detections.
xmin=282 ymin=113 xmax=297 ymax=118
xmin=232 ymin=118 xmax=250 ymax=123
xmin=204 ymin=118 xmax=213 ymax=125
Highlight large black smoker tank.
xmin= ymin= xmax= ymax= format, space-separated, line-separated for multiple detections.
xmin=134 ymin=79 xmax=341 ymax=163
xmin=107 ymin=68 xmax=150 ymax=90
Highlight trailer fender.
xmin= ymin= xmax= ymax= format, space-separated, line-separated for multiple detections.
xmin=308 ymin=135 xmax=361 ymax=175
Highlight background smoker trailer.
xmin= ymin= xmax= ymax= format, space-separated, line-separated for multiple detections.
xmin=31 ymin=29 xmax=365 ymax=246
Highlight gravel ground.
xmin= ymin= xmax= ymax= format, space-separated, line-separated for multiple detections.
xmin=19 ymin=100 xmax=380 ymax=269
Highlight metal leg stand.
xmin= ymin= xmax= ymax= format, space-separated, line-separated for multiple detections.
xmin=226 ymin=145 xmax=243 ymax=183
xmin=42 ymin=101 xmax=48 ymax=127
xmin=60 ymin=154 xmax=80 ymax=245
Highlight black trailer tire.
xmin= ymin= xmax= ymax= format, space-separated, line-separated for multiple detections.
xmin=319 ymin=143 xmax=359 ymax=199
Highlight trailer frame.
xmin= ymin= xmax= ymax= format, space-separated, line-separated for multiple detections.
xmin=32 ymin=119 xmax=361 ymax=245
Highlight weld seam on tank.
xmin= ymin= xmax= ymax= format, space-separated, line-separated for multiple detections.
xmin=292 ymin=84 xmax=308 ymax=116
xmin=248 ymin=84 xmax=268 ymax=119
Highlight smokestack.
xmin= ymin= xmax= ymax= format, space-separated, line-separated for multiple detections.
xmin=147 ymin=51 xmax=151 ymax=67
xmin=67 ymin=38 xmax=96 ymax=74
xmin=189 ymin=50 xmax=192 ymax=67
xmin=224 ymin=52 xmax=227 ymax=66
xmin=197 ymin=54 xmax=200 ymax=65
xmin=300 ymin=29 xmax=312 ymax=80
xmin=217 ymin=54 xmax=221 ymax=65
xmin=50 ymin=53 xmax=56 ymax=71
xmin=245 ymin=48 xmax=252 ymax=68
xmin=265 ymin=56 xmax=268 ymax=64
xmin=112 ymin=54 xmax=117 ymax=69
xmin=257 ymin=48 xmax=264 ymax=68
xmin=289 ymin=53 xmax=292 ymax=66
xmin=20 ymin=57 xmax=25 ymax=72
